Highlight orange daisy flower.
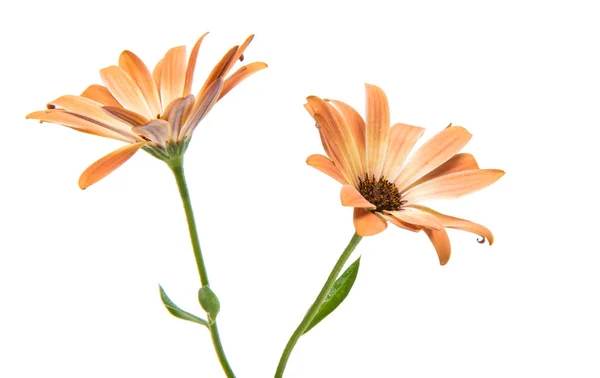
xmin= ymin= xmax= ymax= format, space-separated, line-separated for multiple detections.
xmin=305 ymin=84 xmax=504 ymax=265
xmin=27 ymin=33 xmax=266 ymax=189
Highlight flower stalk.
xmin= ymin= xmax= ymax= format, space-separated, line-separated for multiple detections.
xmin=168 ymin=156 xmax=235 ymax=378
xmin=275 ymin=233 xmax=362 ymax=378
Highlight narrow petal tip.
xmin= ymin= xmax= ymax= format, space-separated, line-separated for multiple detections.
xmin=364 ymin=83 xmax=382 ymax=90
xmin=78 ymin=142 xmax=145 ymax=190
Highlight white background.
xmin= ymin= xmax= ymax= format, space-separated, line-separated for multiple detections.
xmin=2 ymin=0 xmax=599 ymax=377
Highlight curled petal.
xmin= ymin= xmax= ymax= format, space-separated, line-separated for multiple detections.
xmin=424 ymin=227 xmax=451 ymax=266
xmin=78 ymin=142 xmax=146 ymax=189
xmin=409 ymin=205 xmax=494 ymax=244
xmin=306 ymin=154 xmax=348 ymax=185
xmin=340 ymin=185 xmax=376 ymax=209
xmin=353 ymin=208 xmax=387 ymax=237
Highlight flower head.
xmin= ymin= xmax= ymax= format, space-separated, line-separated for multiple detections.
xmin=305 ymin=84 xmax=504 ymax=265
xmin=27 ymin=33 xmax=267 ymax=189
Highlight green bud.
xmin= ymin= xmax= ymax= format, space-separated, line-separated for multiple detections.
xmin=198 ymin=285 xmax=220 ymax=324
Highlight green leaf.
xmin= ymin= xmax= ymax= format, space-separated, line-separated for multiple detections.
xmin=198 ymin=285 xmax=220 ymax=324
xmin=159 ymin=285 xmax=208 ymax=327
xmin=304 ymin=257 xmax=361 ymax=334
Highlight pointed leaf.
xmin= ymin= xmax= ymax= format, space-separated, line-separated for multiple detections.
xmin=159 ymin=285 xmax=208 ymax=327
xmin=304 ymin=257 xmax=361 ymax=334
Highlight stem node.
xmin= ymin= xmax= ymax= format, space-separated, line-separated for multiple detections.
xmin=169 ymin=158 xmax=236 ymax=378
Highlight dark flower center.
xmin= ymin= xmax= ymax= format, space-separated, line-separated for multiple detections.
xmin=358 ymin=174 xmax=403 ymax=212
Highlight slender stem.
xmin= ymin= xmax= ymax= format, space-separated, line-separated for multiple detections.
xmin=169 ymin=158 xmax=236 ymax=378
xmin=275 ymin=233 xmax=363 ymax=378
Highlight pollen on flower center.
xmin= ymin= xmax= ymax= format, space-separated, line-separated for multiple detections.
xmin=358 ymin=174 xmax=403 ymax=212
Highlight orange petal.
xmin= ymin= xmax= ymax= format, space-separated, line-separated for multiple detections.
xmin=365 ymin=84 xmax=390 ymax=179
xmin=219 ymin=62 xmax=268 ymax=100
xmin=395 ymin=126 xmax=472 ymax=193
xmin=132 ymin=120 xmax=171 ymax=146
xmin=78 ymin=142 xmax=146 ymax=189
xmin=409 ymin=205 xmax=494 ymax=244
xmin=386 ymin=208 xmax=442 ymax=230
xmin=153 ymin=59 xmax=163 ymax=95
xmin=327 ymin=99 xmax=366 ymax=175
xmin=326 ymin=99 xmax=365 ymax=182
xmin=306 ymin=154 xmax=348 ymax=185
xmin=402 ymin=169 xmax=505 ymax=204
xmin=405 ymin=153 xmax=479 ymax=192
xmin=162 ymin=95 xmax=195 ymax=139
xmin=183 ymin=33 xmax=209 ymax=96
xmin=119 ymin=50 xmax=161 ymax=117
xmin=381 ymin=123 xmax=425 ymax=182
xmin=26 ymin=110 xmax=134 ymax=143
xmin=103 ymin=106 xmax=149 ymax=126
xmin=179 ymin=78 xmax=223 ymax=139
xmin=199 ymin=46 xmax=238 ymax=95
xmin=340 ymin=185 xmax=375 ymax=209
xmin=81 ymin=85 xmax=121 ymax=107
xmin=232 ymin=35 xmax=254 ymax=66
xmin=380 ymin=213 xmax=421 ymax=232
xmin=353 ymin=208 xmax=387 ymax=237
xmin=424 ymin=227 xmax=451 ymax=265
xmin=49 ymin=95 xmax=136 ymax=136
xmin=160 ymin=46 xmax=187 ymax=110
xmin=305 ymin=96 xmax=363 ymax=187
xmin=306 ymin=102 xmax=335 ymax=159
xmin=304 ymin=101 xmax=316 ymax=117
xmin=100 ymin=65 xmax=153 ymax=118
xmin=222 ymin=35 xmax=254 ymax=79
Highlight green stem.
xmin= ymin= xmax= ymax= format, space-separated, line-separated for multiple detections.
xmin=169 ymin=158 xmax=236 ymax=378
xmin=275 ymin=233 xmax=363 ymax=378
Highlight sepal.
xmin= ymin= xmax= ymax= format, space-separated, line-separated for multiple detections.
xmin=143 ymin=138 xmax=190 ymax=162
